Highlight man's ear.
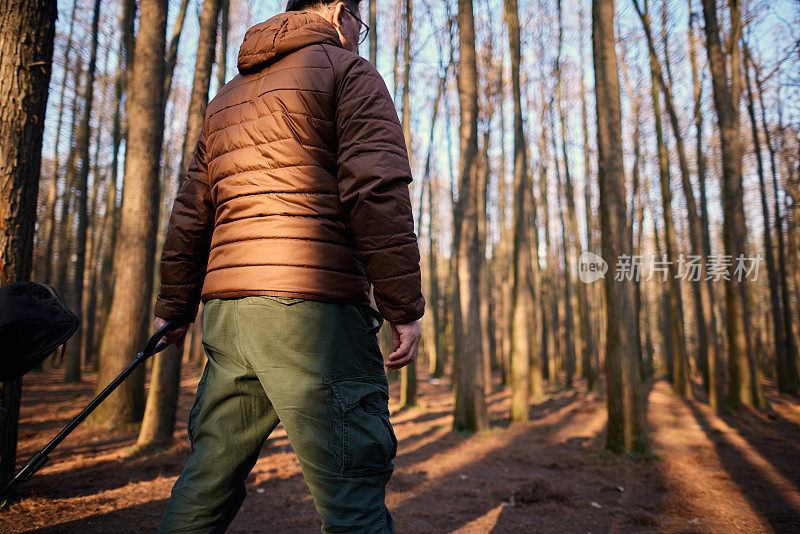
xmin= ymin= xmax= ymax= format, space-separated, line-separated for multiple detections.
xmin=329 ymin=2 xmax=347 ymax=45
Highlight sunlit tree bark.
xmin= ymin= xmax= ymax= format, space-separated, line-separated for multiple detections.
xmin=452 ymin=0 xmax=488 ymax=433
xmin=0 ymin=0 xmax=56 ymax=489
xmin=87 ymin=0 xmax=169 ymax=428
xmin=592 ymin=0 xmax=648 ymax=454
xmin=138 ymin=0 xmax=221 ymax=448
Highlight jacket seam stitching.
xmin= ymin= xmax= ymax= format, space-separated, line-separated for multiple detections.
xmin=211 ymin=235 xmax=355 ymax=248
xmin=213 ymin=163 xmax=329 ymax=183
xmin=207 ymin=86 xmax=333 ymax=121
xmin=370 ymin=268 xmax=420 ymax=282
xmin=209 ymin=107 xmax=334 ymax=134
xmin=207 ymin=138 xmax=332 ymax=166
xmin=205 ymin=262 xmax=363 ymax=276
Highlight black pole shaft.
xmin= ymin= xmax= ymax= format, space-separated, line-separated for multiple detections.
xmin=0 ymin=322 xmax=175 ymax=502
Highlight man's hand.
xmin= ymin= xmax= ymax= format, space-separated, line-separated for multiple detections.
xmin=385 ymin=320 xmax=421 ymax=370
xmin=154 ymin=316 xmax=190 ymax=350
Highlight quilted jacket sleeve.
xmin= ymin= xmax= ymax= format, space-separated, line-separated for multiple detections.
xmin=154 ymin=123 xmax=214 ymax=325
xmin=333 ymin=53 xmax=425 ymax=324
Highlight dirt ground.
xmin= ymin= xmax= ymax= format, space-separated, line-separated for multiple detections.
xmin=2 ymin=361 xmax=800 ymax=533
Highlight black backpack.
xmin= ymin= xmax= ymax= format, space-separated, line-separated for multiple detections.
xmin=0 ymin=281 xmax=78 ymax=382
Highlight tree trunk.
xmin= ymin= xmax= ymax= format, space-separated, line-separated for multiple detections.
xmin=53 ymin=53 xmax=84 ymax=312
xmin=38 ymin=0 xmax=77 ymax=286
xmin=84 ymin=29 xmax=115 ymax=372
xmin=701 ymin=0 xmax=763 ymax=407
xmin=538 ymin=85 xmax=558 ymax=386
xmin=369 ymin=0 xmax=377 ymax=66
xmin=63 ymin=0 xmax=103 ymax=383
xmin=505 ymin=0 xmax=534 ymax=420
xmin=579 ymin=4 xmax=599 ymax=392
xmin=138 ymin=0 xmax=221 ymax=448
xmin=163 ymin=0 xmax=190 ymax=103
xmin=592 ymin=0 xmax=648 ymax=454
xmin=688 ymin=1 xmax=724 ymax=409
xmin=97 ymin=0 xmax=136 ymax=356
xmin=217 ymin=0 xmax=230 ymax=91
xmin=0 ymin=0 xmax=56 ymax=491
xmin=638 ymin=0 xmax=690 ymax=397
xmin=452 ymin=0 xmax=488 ymax=433
xmin=422 ymin=71 xmax=446 ymax=380
xmin=398 ymin=0 xmax=417 ymax=408
xmin=749 ymin=49 xmax=800 ymax=394
xmin=549 ymin=100 xmax=576 ymax=389
xmin=87 ymin=0 xmax=169 ymax=429
xmin=742 ymin=54 xmax=791 ymax=396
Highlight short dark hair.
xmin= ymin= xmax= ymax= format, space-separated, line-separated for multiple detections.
xmin=286 ymin=0 xmax=360 ymax=12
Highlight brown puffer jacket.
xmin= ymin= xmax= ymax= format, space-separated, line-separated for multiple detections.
xmin=154 ymin=11 xmax=425 ymax=325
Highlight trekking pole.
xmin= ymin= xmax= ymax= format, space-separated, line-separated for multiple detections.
xmin=0 ymin=321 xmax=177 ymax=505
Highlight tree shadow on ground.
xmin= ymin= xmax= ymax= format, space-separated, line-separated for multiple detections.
xmin=684 ymin=396 xmax=800 ymax=532
xmin=388 ymin=380 xmax=669 ymax=533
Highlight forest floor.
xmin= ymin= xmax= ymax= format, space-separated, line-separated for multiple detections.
xmin=2 ymin=361 xmax=800 ymax=533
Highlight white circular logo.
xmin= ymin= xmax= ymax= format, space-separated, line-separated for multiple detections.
xmin=578 ymin=252 xmax=608 ymax=283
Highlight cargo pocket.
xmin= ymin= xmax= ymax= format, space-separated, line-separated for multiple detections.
xmin=327 ymin=376 xmax=397 ymax=476
xmin=187 ymin=363 xmax=209 ymax=443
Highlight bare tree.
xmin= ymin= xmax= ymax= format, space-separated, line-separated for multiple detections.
xmin=87 ymin=0 xmax=170 ymax=428
xmin=63 ymin=0 xmax=103 ymax=383
xmin=505 ymin=0 xmax=535 ymax=421
xmin=37 ymin=1 xmax=78 ymax=286
xmin=748 ymin=47 xmax=800 ymax=395
xmin=700 ymin=0 xmax=763 ymax=407
xmin=592 ymin=0 xmax=648 ymax=454
xmin=138 ymin=0 xmax=222 ymax=448
xmin=369 ymin=0 xmax=377 ymax=65
xmin=399 ymin=0 xmax=418 ymax=408
xmin=0 ymin=0 xmax=57 ymax=488
xmin=452 ymin=0 xmax=488 ymax=433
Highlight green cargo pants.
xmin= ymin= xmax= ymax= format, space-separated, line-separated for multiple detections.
xmin=158 ymin=295 xmax=397 ymax=533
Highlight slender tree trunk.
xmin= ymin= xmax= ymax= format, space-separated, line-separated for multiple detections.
xmin=87 ymin=0 xmax=169 ymax=429
xmin=479 ymin=128 xmax=493 ymax=396
xmin=163 ymin=0 xmax=190 ymax=103
xmin=549 ymin=99 xmax=576 ymax=388
xmin=620 ymin=53 xmax=646 ymax=381
xmin=452 ymin=0 xmax=488 ymax=433
xmin=64 ymin=0 xmax=103 ymax=383
xmin=749 ymin=49 xmax=800 ymax=394
xmin=579 ymin=4 xmax=599 ymax=391
xmin=53 ymin=53 xmax=84 ymax=310
xmin=138 ymin=0 xmax=221 ymax=447
xmin=421 ymin=71 xmax=446 ymax=379
xmin=538 ymin=84 xmax=559 ymax=386
xmin=496 ymin=63 xmax=514 ymax=387
xmin=399 ymin=0 xmax=417 ymax=408
xmin=39 ymin=1 xmax=78 ymax=286
xmin=592 ymin=0 xmax=648 ymax=454
xmin=0 ymin=0 xmax=56 ymax=490
xmin=84 ymin=26 xmax=114 ymax=372
xmin=638 ymin=0 xmax=691 ymax=396
xmin=97 ymin=0 xmax=136 ymax=354
xmin=688 ymin=1 xmax=724 ymax=409
xmin=505 ymin=0 xmax=535 ymax=420
xmin=556 ymin=0 xmax=593 ymax=389
xmin=635 ymin=0 xmax=722 ymax=405
xmin=369 ymin=0 xmax=377 ymax=66
xmin=217 ymin=0 xmax=230 ymax=91
xmin=742 ymin=55 xmax=791 ymax=395
xmin=701 ymin=0 xmax=763 ymax=407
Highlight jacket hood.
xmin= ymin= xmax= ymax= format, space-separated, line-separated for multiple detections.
xmin=237 ymin=11 xmax=343 ymax=75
